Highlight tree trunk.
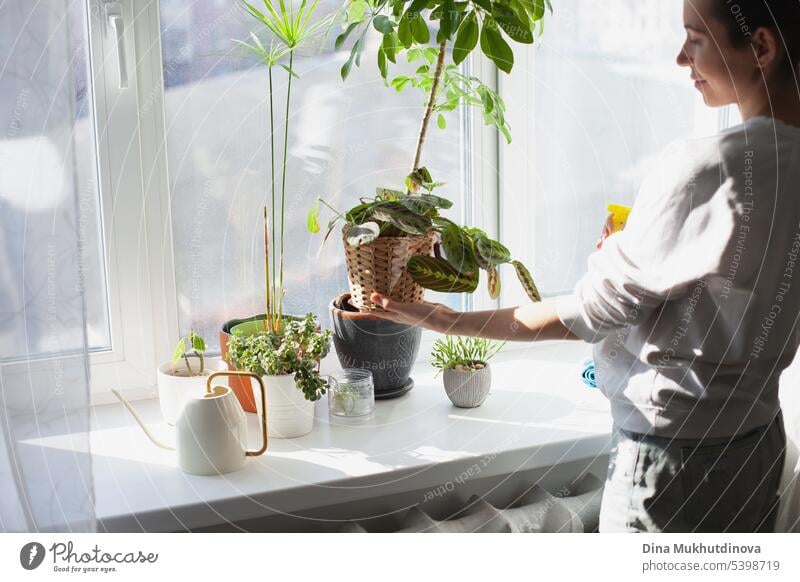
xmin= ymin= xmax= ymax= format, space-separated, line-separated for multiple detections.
xmin=412 ymin=40 xmax=448 ymax=173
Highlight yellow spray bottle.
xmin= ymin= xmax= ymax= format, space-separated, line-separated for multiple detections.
xmin=597 ymin=203 xmax=632 ymax=249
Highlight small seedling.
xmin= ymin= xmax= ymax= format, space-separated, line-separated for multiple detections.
xmin=172 ymin=329 xmax=207 ymax=376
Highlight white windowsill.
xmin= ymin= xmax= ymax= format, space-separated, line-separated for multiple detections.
xmin=87 ymin=341 xmax=612 ymax=532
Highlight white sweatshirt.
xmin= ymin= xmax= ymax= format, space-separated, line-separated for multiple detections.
xmin=556 ymin=116 xmax=800 ymax=439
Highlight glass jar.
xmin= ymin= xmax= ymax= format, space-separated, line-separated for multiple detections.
xmin=328 ymin=369 xmax=375 ymax=418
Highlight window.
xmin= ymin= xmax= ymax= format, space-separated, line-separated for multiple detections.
xmin=0 ymin=1 xmax=110 ymax=361
xmin=499 ymin=0 xmax=728 ymax=306
xmin=157 ymin=0 xmax=477 ymax=352
xmin=2 ymin=0 xmax=740 ymax=397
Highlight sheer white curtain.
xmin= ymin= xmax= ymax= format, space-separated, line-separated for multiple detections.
xmin=0 ymin=0 xmax=95 ymax=532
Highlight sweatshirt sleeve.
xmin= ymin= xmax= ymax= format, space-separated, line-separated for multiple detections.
xmin=556 ymin=139 xmax=736 ymax=343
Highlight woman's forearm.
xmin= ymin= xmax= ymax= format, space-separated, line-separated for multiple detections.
xmin=437 ymin=299 xmax=580 ymax=342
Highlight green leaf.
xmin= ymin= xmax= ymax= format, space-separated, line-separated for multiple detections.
xmin=440 ymin=222 xmax=479 ymax=273
xmin=397 ymin=14 xmax=413 ymax=47
xmin=382 ymin=32 xmax=399 ymax=63
xmin=370 ymin=203 xmax=432 ymax=235
xmin=437 ymin=113 xmax=446 ymax=129
xmin=191 ymin=331 xmax=206 ymax=352
xmin=474 ymin=234 xmax=512 ymax=267
xmin=378 ymin=47 xmax=388 ymax=79
xmin=453 ymin=12 xmax=478 ymax=65
xmin=512 ymin=260 xmax=542 ymax=302
xmin=335 ymin=22 xmax=358 ymax=50
xmin=492 ymin=5 xmax=534 ymax=44
xmin=480 ymin=18 xmax=514 ymax=73
xmin=437 ymin=0 xmax=457 ymax=42
xmin=307 ymin=198 xmax=320 ymax=233
xmin=172 ymin=338 xmax=186 ymax=363
xmin=346 ymin=0 xmax=368 ymax=22
xmin=407 ymin=256 xmax=479 ymax=293
xmin=344 ymin=222 xmax=381 ymax=246
xmin=280 ymin=63 xmax=300 ymax=79
xmin=376 ymin=187 xmax=405 ymax=199
xmin=390 ymin=75 xmax=411 ymax=91
xmin=396 ymin=194 xmax=437 ymax=215
xmin=373 ymin=15 xmax=394 ymax=34
xmin=409 ymin=13 xmax=430 ymax=43
xmin=346 ymin=201 xmax=372 ymax=223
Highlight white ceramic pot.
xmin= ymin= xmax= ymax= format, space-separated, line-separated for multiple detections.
xmin=156 ymin=356 xmax=228 ymax=425
xmin=257 ymin=373 xmax=315 ymax=438
xmin=443 ymin=364 xmax=492 ymax=408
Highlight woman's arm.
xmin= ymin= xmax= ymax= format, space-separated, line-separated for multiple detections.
xmin=370 ymin=292 xmax=580 ymax=342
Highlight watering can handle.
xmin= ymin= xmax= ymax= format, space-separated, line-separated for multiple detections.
xmin=206 ymin=370 xmax=268 ymax=457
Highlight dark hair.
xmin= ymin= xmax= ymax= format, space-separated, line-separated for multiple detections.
xmin=715 ymin=0 xmax=800 ymax=77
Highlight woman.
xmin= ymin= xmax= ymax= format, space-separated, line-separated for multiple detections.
xmin=370 ymin=0 xmax=800 ymax=533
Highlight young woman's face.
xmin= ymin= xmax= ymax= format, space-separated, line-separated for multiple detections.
xmin=676 ymin=0 xmax=759 ymax=107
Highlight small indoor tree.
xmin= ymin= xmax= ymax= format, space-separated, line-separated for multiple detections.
xmin=308 ymin=0 xmax=550 ymax=305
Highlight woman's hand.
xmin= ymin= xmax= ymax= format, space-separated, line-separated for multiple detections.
xmin=369 ymin=292 xmax=458 ymax=332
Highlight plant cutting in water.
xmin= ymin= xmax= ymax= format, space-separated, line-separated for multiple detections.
xmin=430 ymin=335 xmax=505 ymax=374
xmin=172 ymin=329 xmax=207 ymax=376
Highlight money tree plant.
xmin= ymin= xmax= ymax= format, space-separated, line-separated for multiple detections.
xmin=307 ymin=1 xmax=550 ymax=303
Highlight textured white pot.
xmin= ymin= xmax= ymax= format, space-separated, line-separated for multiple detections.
xmin=443 ymin=364 xmax=491 ymax=408
xmin=156 ymin=356 xmax=228 ymax=425
xmin=257 ymin=373 xmax=315 ymax=438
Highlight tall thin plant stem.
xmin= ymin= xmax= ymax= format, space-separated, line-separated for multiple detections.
xmin=264 ymin=206 xmax=273 ymax=333
xmin=412 ymin=40 xmax=448 ymax=173
xmin=278 ymin=50 xmax=295 ymax=325
xmin=269 ymin=66 xmax=277 ymax=330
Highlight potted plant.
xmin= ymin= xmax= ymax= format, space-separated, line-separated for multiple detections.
xmin=306 ymin=0 xmax=549 ymax=398
xmin=219 ymin=0 xmax=334 ymax=413
xmin=227 ymin=313 xmax=332 ymax=438
xmin=157 ymin=330 xmax=227 ymax=425
xmin=431 ymin=335 xmax=504 ymax=407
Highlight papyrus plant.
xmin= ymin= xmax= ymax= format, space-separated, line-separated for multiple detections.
xmin=235 ymin=0 xmax=334 ymax=333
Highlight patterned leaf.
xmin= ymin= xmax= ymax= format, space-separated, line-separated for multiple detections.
xmin=488 ymin=266 xmax=500 ymax=299
xmin=512 ymin=260 xmax=541 ymax=302
xmin=441 ymin=221 xmax=478 ymax=274
xmin=344 ymin=222 xmax=380 ymax=247
xmin=369 ymin=203 xmax=432 ymax=235
xmin=474 ymin=233 xmax=511 ymax=267
xmin=408 ymin=256 xmax=479 ymax=293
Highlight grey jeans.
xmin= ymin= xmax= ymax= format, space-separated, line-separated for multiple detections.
xmin=599 ymin=410 xmax=787 ymax=532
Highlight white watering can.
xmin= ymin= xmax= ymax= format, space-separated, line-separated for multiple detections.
xmin=112 ymin=370 xmax=268 ymax=475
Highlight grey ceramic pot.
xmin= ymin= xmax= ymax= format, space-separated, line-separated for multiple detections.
xmin=443 ymin=363 xmax=491 ymax=408
xmin=329 ymin=292 xmax=421 ymax=399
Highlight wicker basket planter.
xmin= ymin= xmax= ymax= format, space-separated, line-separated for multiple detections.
xmin=343 ymin=229 xmax=434 ymax=311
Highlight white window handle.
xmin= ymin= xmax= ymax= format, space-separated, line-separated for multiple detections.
xmin=106 ymin=6 xmax=128 ymax=89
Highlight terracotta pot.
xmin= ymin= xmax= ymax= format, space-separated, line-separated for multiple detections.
xmin=329 ymin=292 xmax=420 ymax=399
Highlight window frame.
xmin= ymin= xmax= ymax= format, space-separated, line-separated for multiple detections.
xmin=84 ymin=0 xmax=500 ymax=402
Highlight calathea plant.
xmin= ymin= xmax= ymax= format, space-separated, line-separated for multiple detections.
xmin=306 ymin=0 xmax=549 ymax=303
xmin=308 ymin=170 xmax=541 ymax=300
xmin=234 ymin=0 xmax=333 ymax=333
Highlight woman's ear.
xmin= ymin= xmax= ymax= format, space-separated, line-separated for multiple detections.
xmin=750 ymin=26 xmax=781 ymax=71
